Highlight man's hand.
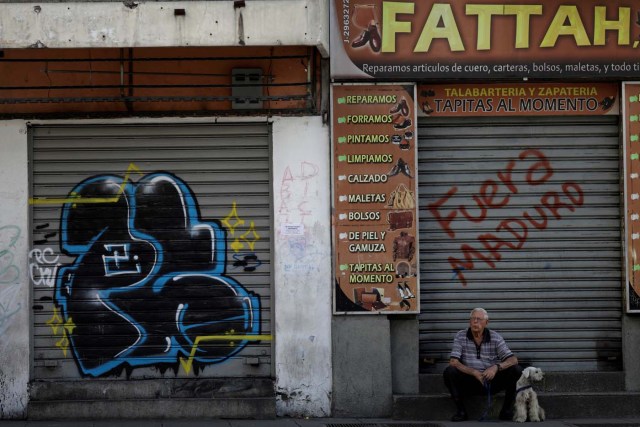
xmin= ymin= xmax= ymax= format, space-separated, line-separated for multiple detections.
xmin=481 ymin=364 xmax=499 ymax=382
xmin=450 ymin=358 xmax=489 ymax=384
xmin=473 ymin=369 xmax=485 ymax=384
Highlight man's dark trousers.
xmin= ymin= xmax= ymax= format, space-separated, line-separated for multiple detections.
xmin=443 ymin=364 xmax=523 ymax=411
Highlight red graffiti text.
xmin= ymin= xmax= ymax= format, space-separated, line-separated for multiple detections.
xmin=428 ymin=149 xmax=584 ymax=286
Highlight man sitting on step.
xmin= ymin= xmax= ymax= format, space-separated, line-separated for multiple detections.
xmin=443 ymin=307 xmax=523 ymax=422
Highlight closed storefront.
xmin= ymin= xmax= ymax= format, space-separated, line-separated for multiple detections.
xmin=29 ymin=123 xmax=273 ymax=381
xmin=417 ymin=114 xmax=623 ymax=372
xmin=0 ymin=3 xmax=335 ymax=417
xmin=322 ymin=0 xmax=640 ymax=419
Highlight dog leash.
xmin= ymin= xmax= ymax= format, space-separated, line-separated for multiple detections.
xmin=478 ymin=380 xmax=492 ymax=421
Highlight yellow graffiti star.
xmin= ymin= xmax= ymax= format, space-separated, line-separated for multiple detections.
xmin=240 ymin=221 xmax=260 ymax=251
xmin=222 ymin=202 xmax=245 ymax=235
xmin=55 ymin=334 xmax=70 ymax=357
xmin=232 ymin=221 xmax=260 ymax=252
xmin=46 ymin=306 xmax=63 ymax=336
xmin=231 ymin=238 xmax=245 ymax=252
xmin=63 ymin=317 xmax=76 ymax=336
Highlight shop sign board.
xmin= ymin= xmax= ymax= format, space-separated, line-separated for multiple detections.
xmin=332 ymin=83 xmax=419 ymax=314
xmin=331 ymin=0 xmax=640 ymax=79
xmin=623 ymin=82 xmax=640 ymax=312
xmin=417 ymin=83 xmax=620 ymax=117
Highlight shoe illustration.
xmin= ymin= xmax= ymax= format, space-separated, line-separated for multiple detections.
xmin=387 ymin=158 xmax=413 ymax=178
xmin=400 ymin=131 xmax=412 ymax=150
xmin=397 ymin=284 xmax=407 ymax=299
xmin=400 ymin=159 xmax=412 ymax=177
xmin=390 ymin=98 xmax=409 ymax=116
xmin=351 ymin=22 xmax=381 ymax=53
xmin=401 ymin=99 xmax=410 ymax=116
xmin=387 ymin=162 xmax=400 ymax=177
xmin=393 ymin=118 xmax=412 ymax=130
xmin=600 ymin=96 xmax=615 ymax=111
xmin=387 ymin=158 xmax=412 ymax=178
xmin=368 ymin=23 xmax=381 ymax=52
xmin=395 ymin=261 xmax=411 ymax=278
xmin=422 ymin=100 xmax=434 ymax=115
xmin=403 ymin=283 xmax=415 ymax=299
xmin=351 ymin=29 xmax=370 ymax=48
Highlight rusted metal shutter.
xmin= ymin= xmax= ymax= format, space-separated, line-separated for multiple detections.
xmin=30 ymin=123 xmax=272 ymax=380
xmin=417 ymin=116 xmax=622 ymax=373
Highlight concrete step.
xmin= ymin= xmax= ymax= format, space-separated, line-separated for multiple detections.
xmin=419 ymin=371 xmax=624 ymax=394
xmin=393 ymin=392 xmax=640 ymax=421
xmin=30 ymin=378 xmax=274 ymax=400
xmin=28 ymin=378 xmax=276 ymax=420
xmin=28 ymin=397 xmax=276 ymax=420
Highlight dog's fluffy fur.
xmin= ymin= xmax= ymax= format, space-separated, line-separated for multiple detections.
xmin=513 ymin=366 xmax=546 ymax=422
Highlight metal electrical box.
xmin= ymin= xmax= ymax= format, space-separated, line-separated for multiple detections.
xmin=232 ymin=68 xmax=263 ymax=110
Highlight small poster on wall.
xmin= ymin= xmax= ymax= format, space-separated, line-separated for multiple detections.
xmin=623 ymin=82 xmax=640 ymax=312
xmin=332 ymin=83 xmax=420 ymax=314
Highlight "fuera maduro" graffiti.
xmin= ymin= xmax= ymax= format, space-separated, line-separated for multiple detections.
xmin=428 ymin=149 xmax=584 ymax=286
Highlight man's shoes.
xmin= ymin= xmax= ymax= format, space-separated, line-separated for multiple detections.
xmin=368 ymin=23 xmax=381 ymax=52
xmin=351 ymin=29 xmax=370 ymax=48
xmin=451 ymin=410 xmax=468 ymax=422
xmin=499 ymin=408 xmax=514 ymax=421
xmin=393 ymin=118 xmax=412 ymax=130
xmin=351 ymin=23 xmax=381 ymax=52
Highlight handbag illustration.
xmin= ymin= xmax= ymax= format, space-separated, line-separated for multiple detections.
xmin=387 ymin=183 xmax=415 ymax=209
xmin=387 ymin=210 xmax=413 ymax=231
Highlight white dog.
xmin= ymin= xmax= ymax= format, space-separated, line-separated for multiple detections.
xmin=513 ymin=366 xmax=546 ymax=422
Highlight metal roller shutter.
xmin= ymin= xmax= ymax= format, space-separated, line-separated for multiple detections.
xmin=30 ymin=123 xmax=272 ymax=379
xmin=418 ymin=116 xmax=622 ymax=373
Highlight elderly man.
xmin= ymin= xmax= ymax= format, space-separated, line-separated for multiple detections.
xmin=443 ymin=308 xmax=523 ymax=422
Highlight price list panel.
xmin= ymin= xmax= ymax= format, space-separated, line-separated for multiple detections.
xmin=332 ymin=84 xmax=419 ymax=314
xmin=624 ymin=83 xmax=640 ymax=313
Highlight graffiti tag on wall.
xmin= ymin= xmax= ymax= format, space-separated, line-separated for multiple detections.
xmin=278 ymin=161 xmax=319 ymax=226
xmin=0 ymin=226 xmax=21 ymax=284
xmin=30 ymin=248 xmax=60 ymax=287
xmin=428 ymin=149 xmax=584 ymax=286
xmin=0 ymin=225 xmax=22 ymax=335
xmin=48 ymin=172 xmax=264 ymax=377
xmin=277 ymin=161 xmax=331 ymax=274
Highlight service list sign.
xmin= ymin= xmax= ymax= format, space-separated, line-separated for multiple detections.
xmin=623 ymin=82 xmax=640 ymax=313
xmin=333 ymin=84 xmax=419 ymax=314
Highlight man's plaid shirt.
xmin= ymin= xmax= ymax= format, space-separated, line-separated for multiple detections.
xmin=449 ymin=328 xmax=514 ymax=372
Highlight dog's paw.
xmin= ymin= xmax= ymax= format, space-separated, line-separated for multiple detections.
xmin=514 ymin=416 xmax=526 ymax=423
xmin=531 ymin=415 xmax=541 ymax=422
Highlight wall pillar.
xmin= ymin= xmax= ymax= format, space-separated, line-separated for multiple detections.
xmin=272 ymin=116 xmax=332 ymax=417
xmin=0 ymin=121 xmax=29 ymax=418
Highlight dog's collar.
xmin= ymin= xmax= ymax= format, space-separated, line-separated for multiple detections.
xmin=516 ymin=384 xmax=533 ymax=394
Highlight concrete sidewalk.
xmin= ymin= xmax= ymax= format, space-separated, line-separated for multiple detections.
xmin=0 ymin=418 xmax=639 ymax=427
